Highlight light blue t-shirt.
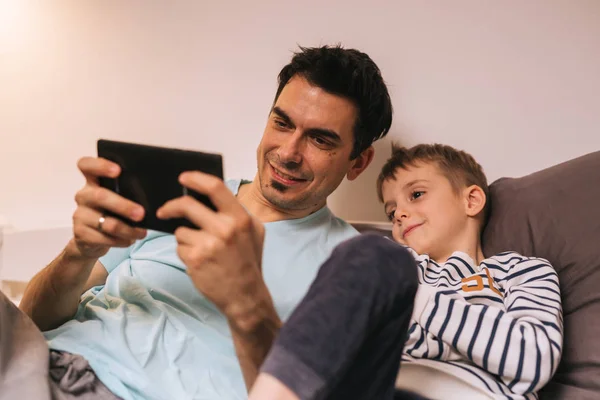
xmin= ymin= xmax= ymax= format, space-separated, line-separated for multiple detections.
xmin=44 ymin=179 xmax=358 ymax=400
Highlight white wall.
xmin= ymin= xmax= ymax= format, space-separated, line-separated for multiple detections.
xmin=1 ymin=0 xmax=599 ymax=231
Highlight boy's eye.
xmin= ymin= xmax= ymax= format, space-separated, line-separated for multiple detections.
xmin=386 ymin=210 xmax=396 ymax=222
xmin=411 ymin=191 xmax=425 ymax=201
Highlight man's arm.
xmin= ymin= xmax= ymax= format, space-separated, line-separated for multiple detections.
xmin=157 ymin=172 xmax=277 ymax=390
xmin=413 ymin=257 xmax=563 ymax=395
xmin=229 ymin=299 xmax=282 ymax=389
xmin=19 ymin=244 xmax=107 ymax=331
xmin=249 ymin=373 xmax=300 ymax=400
xmin=20 ymin=156 xmax=147 ymax=331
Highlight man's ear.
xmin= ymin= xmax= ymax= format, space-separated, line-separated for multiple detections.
xmin=463 ymin=185 xmax=486 ymax=218
xmin=347 ymin=146 xmax=374 ymax=181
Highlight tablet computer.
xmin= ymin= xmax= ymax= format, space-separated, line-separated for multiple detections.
xmin=97 ymin=139 xmax=224 ymax=234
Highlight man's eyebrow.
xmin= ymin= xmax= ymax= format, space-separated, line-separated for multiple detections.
xmin=272 ymin=107 xmax=294 ymax=128
xmin=306 ymin=128 xmax=342 ymax=144
xmin=272 ymin=106 xmax=342 ymax=144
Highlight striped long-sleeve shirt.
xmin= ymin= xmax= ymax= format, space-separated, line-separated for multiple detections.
xmin=396 ymin=249 xmax=563 ymax=400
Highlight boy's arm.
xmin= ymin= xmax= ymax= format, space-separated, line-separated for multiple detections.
xmin=413 ymin=258 xmax=563 ymax=395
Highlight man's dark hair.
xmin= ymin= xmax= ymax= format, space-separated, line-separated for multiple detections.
xmin=275 ymin=45 xmax=393 ymax=159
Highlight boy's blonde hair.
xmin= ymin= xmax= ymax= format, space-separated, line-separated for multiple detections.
xmin=376 ymin=143 xmax=491 ymax=226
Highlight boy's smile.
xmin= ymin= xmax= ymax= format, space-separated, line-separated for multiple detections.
xmin=402 ymin=222 xmax=424 ymax=239
xmin=381 ymin=161 xmax=483 ymax=263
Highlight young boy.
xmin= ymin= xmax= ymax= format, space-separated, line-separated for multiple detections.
xmin=249 ymin=144 xmax=563 ymax=400
xmin=378 ymin=144 xmax=563 ymax=399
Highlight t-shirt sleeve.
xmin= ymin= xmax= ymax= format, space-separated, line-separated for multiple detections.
xmin=99 ymin=245 xmax=134 ymax=274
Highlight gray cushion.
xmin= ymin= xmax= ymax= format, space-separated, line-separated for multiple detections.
xmin=482 ymin=151 xmax=600 ymax=400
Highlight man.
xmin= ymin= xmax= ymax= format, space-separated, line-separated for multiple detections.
xmin=0 ymin=45 xmax=393 ymax=400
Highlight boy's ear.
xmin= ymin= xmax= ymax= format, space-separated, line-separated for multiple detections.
xmin=463 ymin=185 xmax=486 ymax=218
xmin=347 ymin=146 xmax=374 ymax=181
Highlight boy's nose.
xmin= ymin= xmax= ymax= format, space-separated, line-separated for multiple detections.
xmin=394 ymin=210 xmax=408 ymax=221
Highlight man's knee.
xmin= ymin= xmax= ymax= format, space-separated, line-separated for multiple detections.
xmin=330 ymin=233 xmax=418 ymax=295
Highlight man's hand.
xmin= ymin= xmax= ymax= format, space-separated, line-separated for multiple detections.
xmin=156 ymin=172 xmax=273 ymax=333
xmin=20 ymin=156 xmax=147 ymax=330
xmin=69 ymin=157 xmax=147 ymax=260
xmin=157 ymin=172 xmax=279 ymax=389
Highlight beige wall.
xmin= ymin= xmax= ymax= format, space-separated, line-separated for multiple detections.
xmin=1 ymin=0 xmax=599 ymax=230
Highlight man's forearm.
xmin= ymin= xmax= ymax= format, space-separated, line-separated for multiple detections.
xmin=19 ymin=240 xmax=97 ymax=331
xmin=229 ymin=300 xmax=282 ymax=391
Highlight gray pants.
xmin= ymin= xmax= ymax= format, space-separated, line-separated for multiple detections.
xmin=0 ymin=290 xmax=120 ymax=400
xmin=261 ymin=234 xmax=423 ymax=400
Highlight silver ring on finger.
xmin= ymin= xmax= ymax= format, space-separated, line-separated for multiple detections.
xmin=98 ymin=214 xmax=106 ymax=232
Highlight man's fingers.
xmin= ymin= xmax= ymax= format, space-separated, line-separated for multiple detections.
xmin=73 ymin=207 xmax=147 ymax=241
xmin=78 ymin=157 xmax=121 ymax=183
xmin=175 ymin=239 xmax=214 ymax=269
xmin=173 ymin=226 xmax=200 ymax=245
xmin=178 ymin=172 xmax=244 ymax=215
xmin=76 ymin=186 xmax=145 ymax=222
xmin=174 ymin=229 xmax=226 ymax=266
xmin=157 ymin=196 xmax=222 ymax=231
xmin=73 ymin=224 xmax=136 ymax=248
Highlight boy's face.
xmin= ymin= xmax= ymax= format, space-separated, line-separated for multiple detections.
xmin=381 ymin=162 xmax=469 ymax=261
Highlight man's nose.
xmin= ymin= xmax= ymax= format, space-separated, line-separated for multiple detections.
xmin=277 ymin=132 xmax=303 ymax=166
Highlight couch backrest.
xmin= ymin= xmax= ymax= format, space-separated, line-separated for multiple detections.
xmin=482 ymin=151 xmax=600 ymax=400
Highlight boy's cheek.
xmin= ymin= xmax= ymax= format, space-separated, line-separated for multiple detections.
xmin=391 ymin=229 xmax=404 ymax=244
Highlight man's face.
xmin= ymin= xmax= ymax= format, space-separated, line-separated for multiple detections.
xmin=256 ymin=76 xmax=369 ymax=212
xmin=381 ymin=162 xmax=469 ymax=261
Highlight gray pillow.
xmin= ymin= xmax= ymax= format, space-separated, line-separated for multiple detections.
xmin=482 ymin=151 xmax=600 ymax=400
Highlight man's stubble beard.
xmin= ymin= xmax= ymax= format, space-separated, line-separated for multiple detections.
xmin=258 ymin=152 xmax=313 ymax=210
xmin=260 ymin=178 xmax=313 ymax=210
